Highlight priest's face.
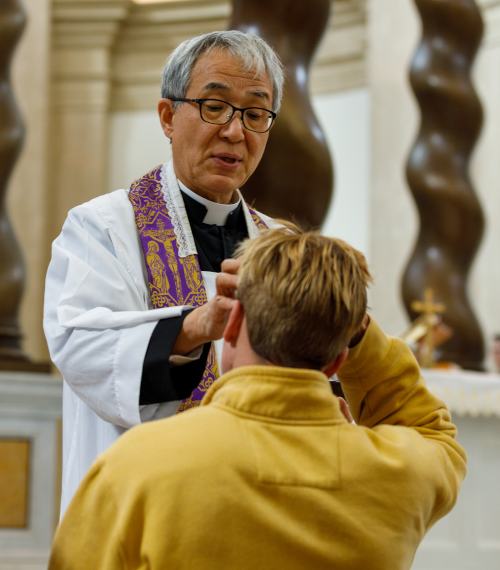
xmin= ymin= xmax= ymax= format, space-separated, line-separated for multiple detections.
xmin=159 ymin=50 xmax=273 ymax=204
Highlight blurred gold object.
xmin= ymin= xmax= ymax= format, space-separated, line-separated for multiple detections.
xmin=410 ymin=288 xmax=446 ymax=368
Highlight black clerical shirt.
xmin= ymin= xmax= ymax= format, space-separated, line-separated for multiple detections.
xmin=139 ymin=190 xmax=248 ymax=406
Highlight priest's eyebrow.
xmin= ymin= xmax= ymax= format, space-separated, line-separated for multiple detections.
xmin=202 ymin=82 xmax=271 ymax=103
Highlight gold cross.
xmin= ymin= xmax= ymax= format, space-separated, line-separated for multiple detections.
xmin=411 ymin=287 xmax=445 ymax=317
xmin=411 ymin=288 xmax=445 ymax=368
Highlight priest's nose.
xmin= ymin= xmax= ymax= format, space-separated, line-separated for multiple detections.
xmin=220 ymin=112 xmax=245 ymax=142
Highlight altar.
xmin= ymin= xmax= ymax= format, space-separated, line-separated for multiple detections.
xmin=411 ymin=369 xmax=500 ymax=570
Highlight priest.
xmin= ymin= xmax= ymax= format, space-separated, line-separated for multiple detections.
xmin=43 ymin=30 xmax=283 ymax=516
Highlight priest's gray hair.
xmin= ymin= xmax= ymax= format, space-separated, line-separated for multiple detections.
xmin=161 ymin=31 xmax=285 ymax=113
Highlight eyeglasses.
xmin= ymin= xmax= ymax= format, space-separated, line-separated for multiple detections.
xmin=169 ymin=98 xmax=276 ymax=133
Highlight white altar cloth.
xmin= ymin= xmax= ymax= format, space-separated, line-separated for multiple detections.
xmin=422 ymin=368 xmax=500 ymax=417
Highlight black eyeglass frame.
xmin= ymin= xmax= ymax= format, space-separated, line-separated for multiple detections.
xmin=169 ymin=97 xmax=277 ymax=133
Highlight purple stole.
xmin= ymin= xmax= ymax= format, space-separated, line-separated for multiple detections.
xmin=128 ymin=164 xmax=268 ymax=412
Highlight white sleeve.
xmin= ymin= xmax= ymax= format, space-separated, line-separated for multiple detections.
xmin=169 ymin=346 xmax=204 ymax=367
xmin=43 ymin=193 xmax=190 ymax=428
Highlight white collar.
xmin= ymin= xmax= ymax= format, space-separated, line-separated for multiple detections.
xmin=177 ymin=179 xmax=240 ymax=226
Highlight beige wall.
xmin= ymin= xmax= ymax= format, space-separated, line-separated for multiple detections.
xmin=366 ymin=0 xmax=419 ymax=336
xmin=108 ymin=110 xmax=172 ymax=191
xmin=471 ymin=24 xmax=500 ymax=366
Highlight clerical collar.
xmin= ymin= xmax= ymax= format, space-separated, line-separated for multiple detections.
xmin=177 ymin=179 xmax=240 ymax=226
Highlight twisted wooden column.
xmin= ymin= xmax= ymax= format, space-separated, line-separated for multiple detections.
xmin=0 ymin=1 xmax=48 ymax=371
xmin=229 ymin=0 xmax=333 ymax=228
xmin=403 ymin=0 xmax=485 ymax=370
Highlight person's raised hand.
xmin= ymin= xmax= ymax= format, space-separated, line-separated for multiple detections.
xmin=338 ymin=397 xmax=354 ymax=423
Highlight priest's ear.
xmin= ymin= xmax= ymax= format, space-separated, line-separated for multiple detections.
xmin=158 ymin=98 xmax=176 ymax=140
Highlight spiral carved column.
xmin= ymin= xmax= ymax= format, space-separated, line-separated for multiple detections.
xmin=0 ymin=1 xmax=47 ymax=371
xmin=403 ymin=0 xmax=485 ymax=370
xmin=229 ymin=0 xmax=333 ymax=228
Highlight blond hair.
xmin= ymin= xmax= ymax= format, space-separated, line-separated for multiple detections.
xmin=236 ymin=223 xmax=371 ymax=369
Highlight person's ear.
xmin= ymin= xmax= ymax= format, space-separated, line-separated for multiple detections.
xmin=158 ymin=98 xmax=176 ymax=139
xmin=223 ymin=300 xmax=245 ymax=347
xmin=322 ymin=347 xmax=349 ymax=379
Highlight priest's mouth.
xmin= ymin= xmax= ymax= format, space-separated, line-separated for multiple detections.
xmin=212 ymin=154 xmax=242 ymax=169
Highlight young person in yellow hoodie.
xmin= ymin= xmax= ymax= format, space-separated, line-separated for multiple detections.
xmin=49 ymin=224 xmax=466 ymax=570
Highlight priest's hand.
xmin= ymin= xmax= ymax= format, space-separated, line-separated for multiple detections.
xmin=216 ymin=258 xmax=240 ymax=299
xmin=171 ymin=258 xmax=241 ymax=355
xmin=172 ymin=296 xmax=236 ymax=355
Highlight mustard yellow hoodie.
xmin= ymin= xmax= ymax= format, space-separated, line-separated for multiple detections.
xmin=49 ymin=319 xmax=466 ymax=570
